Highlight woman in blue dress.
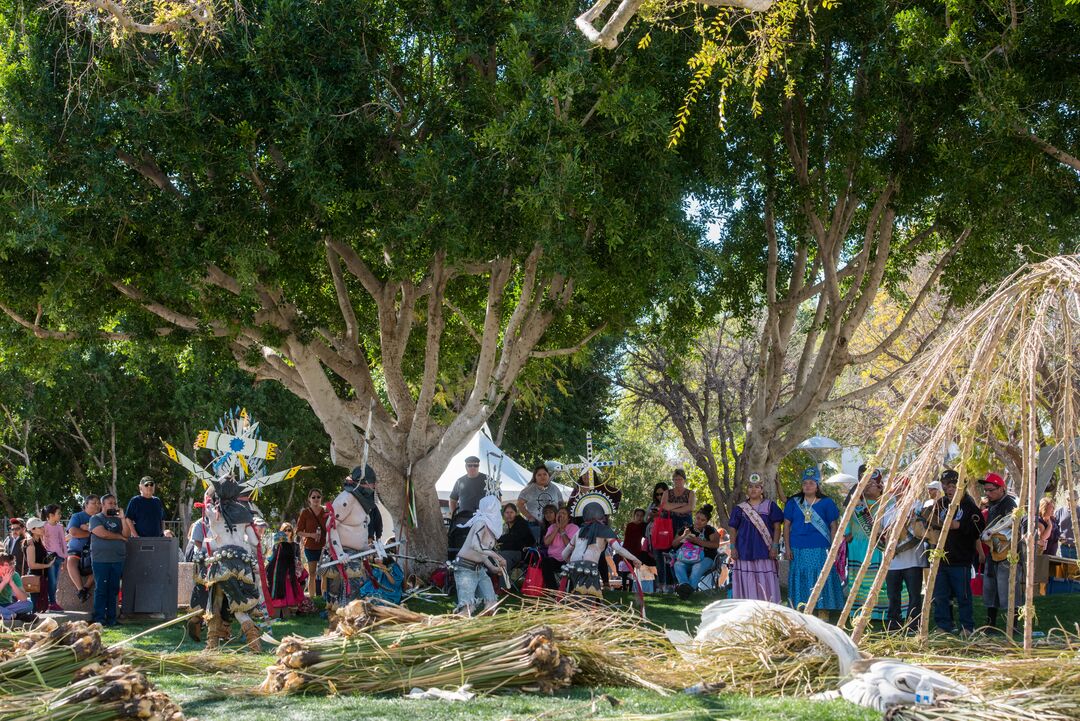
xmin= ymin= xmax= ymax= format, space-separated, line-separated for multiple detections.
xmin=783 ymin=467 xmax=845 ymax=617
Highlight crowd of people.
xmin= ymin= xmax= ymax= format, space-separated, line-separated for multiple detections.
xmin=447 ymin=458 xmax=1079 ymax=634
xmin=4 ymin=455 xmax=1077 ymax=636
xmin=0 ymin=478 xmax=169 ymax=625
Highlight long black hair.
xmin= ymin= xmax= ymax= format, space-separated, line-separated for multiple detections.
xmin=651 ymin=482 xmax=669 ymax=503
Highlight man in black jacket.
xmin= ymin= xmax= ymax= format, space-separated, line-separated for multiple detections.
xmin=978 ymin=472 xmax=1018 ymax=630
xmin=929 ymin=471 xmax=985 ymax=635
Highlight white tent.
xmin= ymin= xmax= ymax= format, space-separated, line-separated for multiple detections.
xmin=435 ymin=427 xmax=572 ymax=508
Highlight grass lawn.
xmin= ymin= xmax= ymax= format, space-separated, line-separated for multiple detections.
xmin=100 ymin=588 xmax=1080 ymax=721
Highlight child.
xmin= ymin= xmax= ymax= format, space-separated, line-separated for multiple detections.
xmin=266 ymin=526 xmax=305 ymax=617
xmin=453 ymin=495 xmax=506 ymax=615
xmin=561 ymin=502 xmax=641 ymax=599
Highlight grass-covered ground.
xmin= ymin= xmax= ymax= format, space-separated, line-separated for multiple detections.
xmin=101 ymin=589 xmax=1080 ymax=721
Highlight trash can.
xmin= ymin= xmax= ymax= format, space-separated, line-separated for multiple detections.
xmin=121 ymin=537 xmax=179 ymax=619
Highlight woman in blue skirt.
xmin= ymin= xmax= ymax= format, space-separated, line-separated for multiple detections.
xmin=783 ymin=467 xmax=845 ymax=618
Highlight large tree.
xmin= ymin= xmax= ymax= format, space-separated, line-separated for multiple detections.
xmin=0 ymin=0 xmax=719 ymax=557
xmin=625 ymin=0 xmax=1079 ymax=499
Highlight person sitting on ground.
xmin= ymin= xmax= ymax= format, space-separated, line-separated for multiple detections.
xmin=497 ymin=503 xmax=533 ymax=571
xmin=125 ymin=477 xmax=169 ymax=538
xmin=672 ymin=505 xmax=722 ymax=599
xmin=41 ymin=505 xmax=67 ymax=611
xmin=22 ymin=518 xmax=54 ymax=614
xmin=452 ymin=495 xmax=506 ymax=616
xmin=559 ymin=502 xmax=641 ymax=599
xmin=542 ymin=507 xmax=577 ymax=588
xmin=0 ymin=553 xmax=31 ymax=621
xmin=66 ymin=496 xmax=100 ymax=603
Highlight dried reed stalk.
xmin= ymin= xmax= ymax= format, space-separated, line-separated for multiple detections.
xmin=804 ymin=255 xmax=1080 ymax=653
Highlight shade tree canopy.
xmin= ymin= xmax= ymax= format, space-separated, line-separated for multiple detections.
xmin=0 ymin=0 xmax=725 ymax=555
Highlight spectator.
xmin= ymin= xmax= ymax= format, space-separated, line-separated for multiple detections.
xmin=41 ymin=505 xmax=66 ymax=611
xmin=4 ymin=519 xmax=27 ymax=576
xmin=22 ymin=518 xmax=53 ymax=613
xmin=541 ymin=508 xmax=578 ymax=588
xmin=449 ymin=456 xmax=488 ymax=521
xmin=783 ymin=467 xmax=844 ymax=619
xmin=89 ymin=494 xmax=130 ymax=626
xmin=844 ymin=469 xmax=893 ymax=621
xmin=66 ymin=496 xmax=100 ymax=603
xmin=646 ymin=482 xmax=668 ymax=518
xmin=497 ymin=503 xmax=533 ymax=570
xmin=125 ymin=477 xmax=167 ymax=538
xmin=672 ymin=504 xmax=721 ymax=599
xmin=1053 ymin=492 xmax=1079 ymax=559
xmin=927 ymin=480 xmax=943 ymax=503
xmin=922 ymin=470 xmax=984 ymax=635
xmin=729 ymin=473 xmax=783 ymax=603
xmin=1037 ymin=496 xmax=1059 ymax=555
xmin=622 ymin=508 xmax=648 ymax=561
xmin=266 ymin=526 xmax=304 ymax=616
xmin=517 ymin=464 xmax=564 ymax=544
xmin=0 ymin=552 xmax=31 ymax=621
xmin=539 ymin=504 xmax=558 ymax=548
xmin=296 ymin=489 xmax=326 ymax=599
xmin=660 ymin=470 xmax=695 ymax=535
xmin=978 ymin=472 xmax=1017 ymax=631
xmin=883 ymin=484 xmax=928 ymax=632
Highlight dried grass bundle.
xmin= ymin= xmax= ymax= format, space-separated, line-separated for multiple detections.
xmin=0 ymin=619 xmax=122 ymax=694
xmin=0 ymin=664 xmax=186 ymax=721
xmin=677 ymin=613 xmax=840 ymax=696
xmin=804 ymin=254 xmax=1080 ymax=652
xmin=259 ymin=623 xmax=575 ymax=695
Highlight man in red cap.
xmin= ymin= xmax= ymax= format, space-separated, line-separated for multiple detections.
xmin=977 ymin=472 xmax=1018 ymax=631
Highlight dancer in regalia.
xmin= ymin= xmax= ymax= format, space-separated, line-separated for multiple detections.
xmin=560 ymin=502 xmax=641 ymax=599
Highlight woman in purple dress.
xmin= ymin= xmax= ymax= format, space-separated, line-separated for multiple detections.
xmin=728 ymin=473 xmax=784 ymax=602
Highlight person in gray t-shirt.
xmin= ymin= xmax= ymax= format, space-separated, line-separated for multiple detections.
xmin=88 ymin=494 xmax=130 ymax=625
xmin=1055 ymin=495 xmax=1080 ymax=559
xmin=449 ymin=456 xmax=488 ymax=519
xmin=517 ymin=464 xmax=563 ymax=543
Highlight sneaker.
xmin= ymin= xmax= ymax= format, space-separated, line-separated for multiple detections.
xmin=676 ymin=583 xmax=693 ymax=600
xmin=47 ymin=603 xmax=64 ymax=612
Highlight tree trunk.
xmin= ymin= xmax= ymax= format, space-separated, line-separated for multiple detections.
xmin=375 ymin=463 xmax=447 ymax=566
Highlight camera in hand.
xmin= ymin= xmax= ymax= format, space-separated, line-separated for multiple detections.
xmin=106 ymin=508 xmax=119 ymax=517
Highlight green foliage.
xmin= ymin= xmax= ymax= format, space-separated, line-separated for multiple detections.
xmin=0 ymin=335 xmax=336 ymax=522
xmin=0 ymin=0 xmax=721 ymax=377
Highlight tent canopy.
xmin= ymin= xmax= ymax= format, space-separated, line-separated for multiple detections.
xmin=435 ymin=427 xmax=572 ymax=506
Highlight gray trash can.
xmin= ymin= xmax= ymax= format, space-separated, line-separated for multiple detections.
xmin=122 ymin=537 xmax=179 ymax=619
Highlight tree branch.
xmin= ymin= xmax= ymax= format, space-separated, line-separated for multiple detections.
xmin=115 ymin=149 xmax=182 ymax=197
xmin=530 ymin=324 xmax=607 ymax=358
xmin=1018 ymin=127 xmax=1080 ymax=173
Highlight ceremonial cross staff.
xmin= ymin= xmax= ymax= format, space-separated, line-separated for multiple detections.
xmin=557 ymin=432 xmax=620 ymax=486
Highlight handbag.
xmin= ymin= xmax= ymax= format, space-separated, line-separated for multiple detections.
xmin=651 ymin=513 xmax=674 ymax=551
xmin=675 ymin=541 xmax=703 ymax=564
xmin=21 ymin=574 xmax=40 ymax=594
xmin=521 ymin=550 xmax=544 ymax=597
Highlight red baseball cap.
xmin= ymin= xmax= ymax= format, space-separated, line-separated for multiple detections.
xmin=980 ymin=472 xmax=1006 ymax=488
